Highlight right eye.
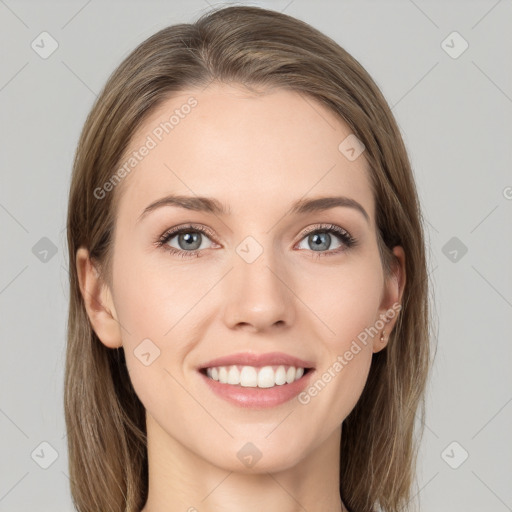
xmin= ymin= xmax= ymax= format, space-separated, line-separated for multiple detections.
xmin=155 ymin=224 xmax=218 ymax=258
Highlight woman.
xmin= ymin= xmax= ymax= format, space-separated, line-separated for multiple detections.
xmin=65 ymin=5 xmax=432 ymax=512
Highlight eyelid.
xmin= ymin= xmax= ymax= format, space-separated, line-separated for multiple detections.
xmin=298 ymin=223 xmax=351 ymax=239
xmin=155 ymin=223 xmax=219 ymax=246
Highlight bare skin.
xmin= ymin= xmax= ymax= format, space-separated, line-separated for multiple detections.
xmin=76 ymin=82 xmax=405 ymax=512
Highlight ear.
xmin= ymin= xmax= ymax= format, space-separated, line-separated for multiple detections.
xmin=76 ymin=247 xmax=122 ymax=349
xmin=373 ymin=246 xmax=406 ymax=353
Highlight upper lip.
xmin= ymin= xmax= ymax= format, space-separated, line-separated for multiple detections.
xmin=199 ymin=351 xmax=315 ymax=370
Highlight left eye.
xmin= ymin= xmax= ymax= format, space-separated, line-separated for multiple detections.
xmin=296 ymin=228 xmax=350 ymax=252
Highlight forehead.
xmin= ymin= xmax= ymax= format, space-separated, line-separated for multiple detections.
xmin=114 ymin=83 xmax=374 ymax=225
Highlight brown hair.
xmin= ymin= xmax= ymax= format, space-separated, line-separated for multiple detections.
xmin=65 ymin=5 xmax=433 ymax=512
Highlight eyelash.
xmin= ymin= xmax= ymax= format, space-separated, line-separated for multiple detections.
xmin=154 ymin=223 xmax=357 ymax=259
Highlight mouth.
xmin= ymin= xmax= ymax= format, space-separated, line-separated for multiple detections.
xmin=196 ymin=351 xmax=316 ymax=408
xmin=199 ymin=364 xmax=314 ymax=389
xmin=198 ymin=364 xmax=316 ymax=409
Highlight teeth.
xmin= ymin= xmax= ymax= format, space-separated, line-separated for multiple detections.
xmin=218 ymin=367 xmax=228 ymax=384
xmin=275 ymin=365 xmax=287 ymax=385
xmin=204 ymin=365 xmax=307 ymax=388
xmin=240 ymin=366 xmax=258 ymax=387
xmin=227 ymin=365 xmax=240 ymax=385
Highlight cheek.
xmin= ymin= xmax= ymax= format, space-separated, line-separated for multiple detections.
xmin=293 ymin=254 xmax=383 ymax=411
xmin=296 ymin=254 xmax=385 ymax=347
xmin=111 ymin=247 xmax=205 ymax=341
xmin=109 ymin=248 xmax=222 ymax=400
xmin=111 ymin=259 xmax=200 ymax=424
xmin=296 ymin=281 xmax=378 ymax=442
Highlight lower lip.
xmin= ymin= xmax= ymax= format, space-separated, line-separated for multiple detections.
xmin=199 ymin=369 xmax=315 ymax=409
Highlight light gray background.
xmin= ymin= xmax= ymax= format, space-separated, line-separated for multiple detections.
xmin=1 ymin=0 xmax=511 ymax=510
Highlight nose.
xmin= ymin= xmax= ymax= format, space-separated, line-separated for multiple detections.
xmin=222 ymin=248 xmax=296 ymax=333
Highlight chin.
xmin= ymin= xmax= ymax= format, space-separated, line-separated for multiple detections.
xmin=203 ymin=434 xmax=311 ymax=474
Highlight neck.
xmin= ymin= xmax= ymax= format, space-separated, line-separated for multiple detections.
xmin=141 ymin=413 xmax=346 ymax=512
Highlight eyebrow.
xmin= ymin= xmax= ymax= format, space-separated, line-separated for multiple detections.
xmin=137 ymin=194 xmax=370 ymax=224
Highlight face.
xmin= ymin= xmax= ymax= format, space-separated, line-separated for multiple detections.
xmin=78 ymin=82 xmax=404 ymax=473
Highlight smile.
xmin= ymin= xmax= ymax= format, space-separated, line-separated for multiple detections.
xmin=203 ymin=365 xmax=308 ymax=388
xmin=199 ymin=366 xmax=314 ymax=409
